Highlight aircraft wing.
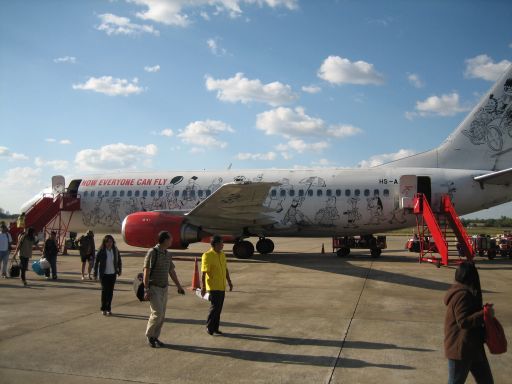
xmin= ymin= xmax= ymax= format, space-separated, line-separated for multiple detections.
xmin=474 ymin=167 xmax=512 ymax=186
xmin=184 ymin=181 xmax=280 ymax=232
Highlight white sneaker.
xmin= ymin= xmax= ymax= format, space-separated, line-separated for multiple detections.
xmin=102 ymin=311 xmax=107 ymax=316
xmin=81 ymin=275 xmax=85 ymax=280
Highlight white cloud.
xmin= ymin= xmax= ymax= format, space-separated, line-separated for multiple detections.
xmin=407 ymin=73 xmax=424 ymax=88
xmin=206 ymin=73 xmax=297 ymax=106
xmin=207 ymin=38 xmax=227 ymax=56
xmin=302 ymin=85 xmax=321 ymax=94
xmin=358 ymin=149 xmax=416 ymax=168
xmin=256 ymin=107 xmax=363 ymax=140
xmin=276 ymin=139 xmax=328 ymax=154
xmin=159 ymin=129 xmax=174 ymax=137
xmin=53 ymin=56 xmax=77 ymax=64
xmin=75 ymin=143 xmax=158 ymax=171
xmin=59 ymin=139 xmax=71 ymax=145
xmin=131 ymin=0 xmax=298 ymax=26
xmin=144 ymin=65 xmax=161 ymax=73
xmin=45 ymin=138 xmax=56 ymax=143
xmin=178 ymin=120 xmax=234 ymax=148
xmin=72 ymin=76 xmax=144 ymax=96
xmin=256 ymin=107 xmax=324 ymax=137
xmin=0 ymin=146 xmax=29 ymax=161
xmin=4 ymin=167 xmax=42 ymax=187
xmin=464 ymin=54 xmax=511 ymax=81
xmin=406 ymin=93 xmax=470 ymax=118
xmin=326 ymin=124 xmax=363 ymax=138
xmin=318 ymin=56 xmax=385 ymax=85
xmin=236 ymin=152 xmax=277 ymax=161
xmin=34 ymin=157 xmax=69 ymax=171
xmin=96 ymin=13 xmax=159 ymax=36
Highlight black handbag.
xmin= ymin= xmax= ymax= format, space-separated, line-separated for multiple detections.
xmin=9 ymin=260 xmax=20 ymax=278
xmin=133 ymin=272 xmax=146 ymax=301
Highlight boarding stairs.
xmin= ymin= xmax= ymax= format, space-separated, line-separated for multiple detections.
xmin=413 ymin=193 xmax=474 ymax=267
xmin=22 ymin=192 xmax=81 ymax=251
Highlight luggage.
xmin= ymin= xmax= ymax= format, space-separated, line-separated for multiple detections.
xmin=9 ymin=260 xmax=20 ymax=278
xmin=32 ymin=260 xmax=45 ymax=276
xmin=484 ymin=304 xmax=508 ymax=354
xmin=39 ymin=257 xmax=50 ymax=270
xmin=133 ymin=272 xmax=146 ymax=301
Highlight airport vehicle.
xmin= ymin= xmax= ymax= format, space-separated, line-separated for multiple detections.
xmin=471 ymin=234 xmax=498 ymax=259
xmin=16 ymin=66 xmax=512 ymax=258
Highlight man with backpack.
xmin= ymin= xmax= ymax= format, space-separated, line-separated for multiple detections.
xmin=78 ymin=230 xmax=95 ymax=280
xmin=143 ymin=231 xmax=185 ymax=348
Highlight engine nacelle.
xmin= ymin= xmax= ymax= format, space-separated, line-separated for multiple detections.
xmin=122 ymin=212 xmax=204 ymax=249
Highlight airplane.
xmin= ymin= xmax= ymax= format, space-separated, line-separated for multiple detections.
xmin=18 ymin=65 xmax=512 ymax=259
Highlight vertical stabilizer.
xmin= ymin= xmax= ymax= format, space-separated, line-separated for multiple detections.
xmin=383 ymin=65 xmax=512 ymax=171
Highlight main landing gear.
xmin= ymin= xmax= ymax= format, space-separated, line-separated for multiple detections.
xmin=232 ymin=238 xmax=275 ymax=259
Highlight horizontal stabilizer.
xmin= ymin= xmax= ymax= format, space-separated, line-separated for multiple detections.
xmin=474 ymin=167 xmax=512 ymax=185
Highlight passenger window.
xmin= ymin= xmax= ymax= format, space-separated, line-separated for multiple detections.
xmin=120 ymin=191 xmax=125 ymax=197
xmin=345 ymin=189 xmax=351 ymax=197
xmin=127 ymin=191 xmax=132 ymax=197
xmin=104 ymin=191 xmax=109 ymax=197
xmin=83 ymin=191 xmax=89 ymax=198
xmin=198 ymin=190 xmax=203 ymax=198
xmin=150 ymin=190 xmax=156 ymax=197
xmin=336 ymin=189 xmax=341 ymax=197
xmin=271 ymin=189 xmax=277 ymax=197
xmin=158 ymin=190 xmax=163 ymax=197
xmin=98 ymin=191 xmax=103 ymax=197
xmin=112 ymin=191 xmax=117 ymax=197
xmin=135 ymin=191 xmax=140 ymax=197
xmin=143 ymin=190 xmax=148 ymax=197
xmin=354 ymin=189 xmax=361 ymax=196
xmin=298 ymin=189 xmax=304 ymax=197
xmin=206 ymin=190 xmax=211 ymax=196
xmin=374 ymin=189 xmax=379 ymax=196
xmin=90 ymin=191 xmax=95 ymax=197
xmin=364 ymin=189 xmax=370 ymax=197
xmin=289 ymin=190 xmax=295 ymax=197
xmin=182 ymin=190 xmax=187 ymax=197
xmin=174 ymin=190 xmax=179 ymax=197
xmin=317 ymin=189 xmax=323 ymax=197
xmin=190 ymin=190 xmax=196 ymax=198
xmin=307 ymin=189 xmax=313 ymax=196
xmin=280 ymin=189 xmax=286 ymax=197
xmin=383 ymin=189 xmax=390 ymax=197
xmin=326 ymin=189 xmax=332 ymax=197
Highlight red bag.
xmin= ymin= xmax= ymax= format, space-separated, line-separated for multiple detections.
xmin=484 ymin=304 xmax=507 ymax=354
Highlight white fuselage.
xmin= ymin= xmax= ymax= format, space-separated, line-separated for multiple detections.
xmin=58 ymin=167 xmax=510 ymax=237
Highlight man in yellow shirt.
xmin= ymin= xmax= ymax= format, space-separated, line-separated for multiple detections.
xmin=201 ymin=235 xmax=233 ymax=335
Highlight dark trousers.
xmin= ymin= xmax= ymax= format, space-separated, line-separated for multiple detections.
xmin=100 ymin=274 xmax=116 ymax=311
xmin=20 ymin=258 xmax=29 ymax=281
xmin=448 ymin=355 xmax=494 ymax=384
xmin=44 ymin=256 xmax=57 ymax=278
xmin=207 ymin=290 xmax=225 ymax=332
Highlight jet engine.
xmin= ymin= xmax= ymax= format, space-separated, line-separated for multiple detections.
xmin=121 ymin=211 xmax=205 ymax=249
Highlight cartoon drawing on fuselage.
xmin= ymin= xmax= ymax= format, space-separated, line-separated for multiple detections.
xmin=18 ymin=65 xmax=512 ymax=259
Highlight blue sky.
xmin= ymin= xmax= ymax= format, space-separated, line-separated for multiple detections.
xmin=1 ymin=0 xmax=511 ymax=217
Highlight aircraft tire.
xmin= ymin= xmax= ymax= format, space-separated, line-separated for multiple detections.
xmin=233 ymin=240 xmax=254 ymax=259
xmin=336 ymin=247 xmax=350 ymax=257
xmin=370 ymin=248 xmax=382 ymax=258
xmin=256 ymin=238 xmax=274 ymax=254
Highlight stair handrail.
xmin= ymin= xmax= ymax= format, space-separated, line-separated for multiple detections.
xmin=413 ymin=193 xmax=448 ymax=259
xmin=441 ymin=195 xmax=475 ymax=259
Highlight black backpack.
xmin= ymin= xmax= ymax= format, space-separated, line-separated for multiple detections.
xmin=9 ymin=260 xmax=20 ymax=278
xmin=133 ymin=248 xmax=159 ymax=302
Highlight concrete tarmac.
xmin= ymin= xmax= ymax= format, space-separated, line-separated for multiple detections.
xmin=0 ymin=236 xmax=510 ymax=384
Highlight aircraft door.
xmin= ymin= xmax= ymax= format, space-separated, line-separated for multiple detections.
xmin=399 ymin=175 xmax=417 ymax=209
xmin=417 ymin=176 xmax=431 ymax=205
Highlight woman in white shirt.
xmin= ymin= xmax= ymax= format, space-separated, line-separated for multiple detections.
xmin=93 ymin=235 xmax=122 ymax=316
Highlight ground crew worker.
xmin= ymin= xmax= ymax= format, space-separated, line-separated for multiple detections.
xmin=201 ymin=235 xmax=233 ymax=335
xmin=17 ymin=213 xmax=25 ymax=230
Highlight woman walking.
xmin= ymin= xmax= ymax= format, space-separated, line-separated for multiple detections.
xmin=12 ymin=227 xmax=41 ymax=286
xmin=44 ymin=231 xmax=59 ymax=280
xmin=93 ymin=235 xmax=122 ymax=316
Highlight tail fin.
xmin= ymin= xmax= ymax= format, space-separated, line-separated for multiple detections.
xmin=383 ymin=65 xmax=512 ymax=171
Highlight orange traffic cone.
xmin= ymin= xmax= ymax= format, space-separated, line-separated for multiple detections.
xmin=190 ymin=257 xmax=201 ymax=290
xmin=321 ymin=243 xmax=325 ymax=254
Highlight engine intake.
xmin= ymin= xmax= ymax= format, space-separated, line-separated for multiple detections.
xmin=122 ymin=212 xmax=205 ymax=249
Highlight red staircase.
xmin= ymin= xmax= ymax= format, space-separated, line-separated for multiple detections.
xmin=22 ymin=193 xmax=81 ymax=251
xmin=413 ymin=193 xmax=474 ymax=266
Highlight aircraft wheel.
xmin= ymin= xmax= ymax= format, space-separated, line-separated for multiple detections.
xmin=256 ymin=238 xmax=274 ymax=254
xmin=370 ymin=248 xmax=382 ymax=258
xmin=233 ymin=240 xmax=254 ymax=259
xmin=336 ymin=247 xmax=350 ymax=257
